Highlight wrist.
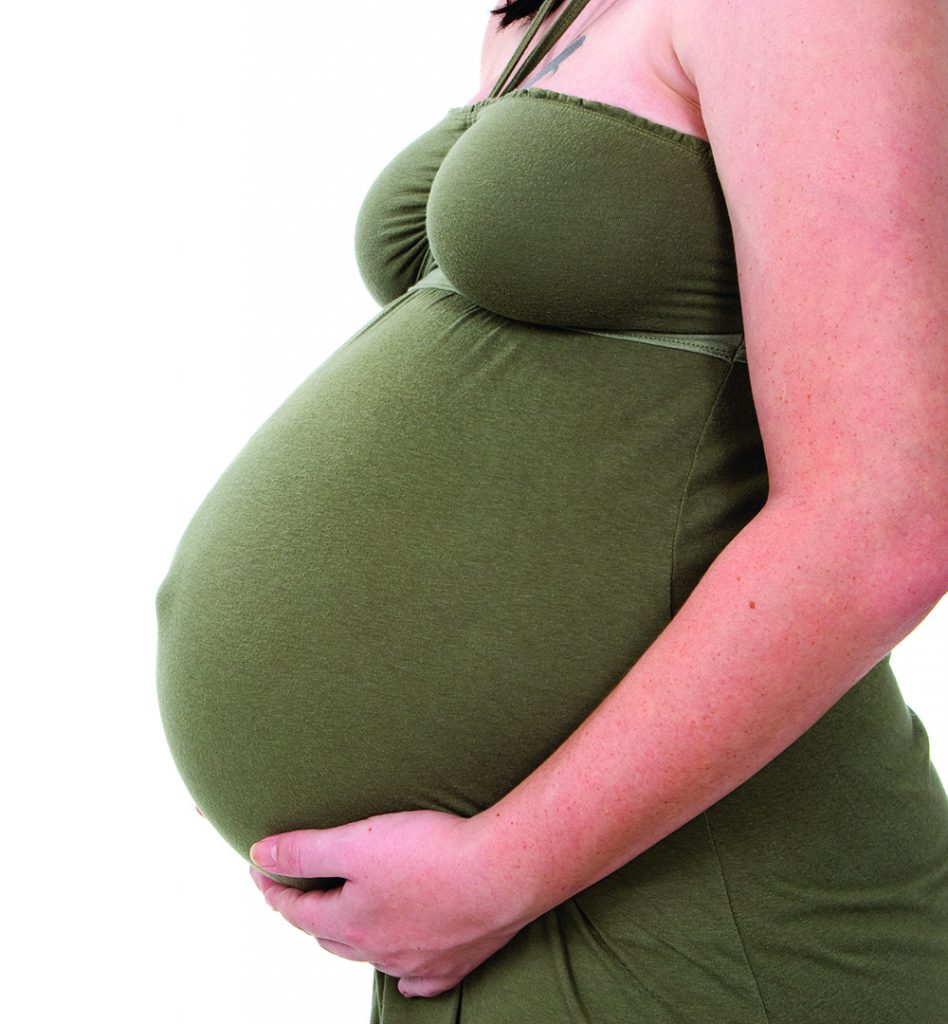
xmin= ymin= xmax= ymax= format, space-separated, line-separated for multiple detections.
xmin=460 ymin=804 xmax=551 ymax=933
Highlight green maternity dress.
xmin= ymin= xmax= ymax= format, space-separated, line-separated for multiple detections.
xmin=155 ymin=1 xmax=948 ymax=1019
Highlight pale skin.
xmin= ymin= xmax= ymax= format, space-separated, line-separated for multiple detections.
xmin=205 ymin=0 xmax=948 ymax=1001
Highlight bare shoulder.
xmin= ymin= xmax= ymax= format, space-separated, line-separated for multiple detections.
xmin=670 ymin=0 xmax=948 ymax=185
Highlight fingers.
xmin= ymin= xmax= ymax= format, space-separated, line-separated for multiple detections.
xmin=398 ymin=976 xmax=459 ymax=999
xmin=249 ymin=865 xmax=347 ymax=942
xmin=249 ymin=864 xmax=271 ymax=896
xmin=315 ymin=937 xmax=365 ymax=963
xmin=249 ymin=824 xmax=354 ymax=879
xmin=194 ymin=804 xmax=204 ymax=817
xmin=249 ymin=866 xmax=462 ymax=999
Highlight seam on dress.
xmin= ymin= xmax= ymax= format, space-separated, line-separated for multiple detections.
xmin=703 ymin=811 xmax=774 ymax=1024
xmin=666 ymin=352 xmax=771 ymax=1020
xmin=456 ymin=90 xmax=716 ymax=161
xmin=408 ymin=270 xmax=745 ymax=361
xmin=572 ymin=325 xmax=745 ymax=362
xmin=518 ymin=89 xmax=715 ymax=159
xmin=667 ymin=359 xmax=735 ymax=621
xmin=567 ymin=896 xmax=671 ymax=1007
xmin=406 ymin=279 xmax=458 ymax=298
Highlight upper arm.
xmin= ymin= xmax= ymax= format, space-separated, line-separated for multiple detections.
xmin=678 ymin=0 xmax=947 ymax=522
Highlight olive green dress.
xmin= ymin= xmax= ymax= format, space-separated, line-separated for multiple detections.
xmin=155 ymin=1 xmax=948 ymax=1019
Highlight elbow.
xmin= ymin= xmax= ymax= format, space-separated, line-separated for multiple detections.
xmin=869 ymin=488 xmax=947 ymax=606
xmin=880 ymin=510 xmax=948 ymax=622
xmin=762 ymin=485 xmax=947 ymax=631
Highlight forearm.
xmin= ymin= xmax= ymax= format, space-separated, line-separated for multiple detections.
xmin=468 ymin=492 xmax=945 ymax=927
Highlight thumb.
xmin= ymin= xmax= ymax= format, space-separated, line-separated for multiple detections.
xmin=249 ymin=825 xmax=354 ymax=879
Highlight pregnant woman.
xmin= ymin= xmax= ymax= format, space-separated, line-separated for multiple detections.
xmin=156 ymin=0 xmax=948 ymax=1020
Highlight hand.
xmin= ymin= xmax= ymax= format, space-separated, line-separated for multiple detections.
xmin=247 ymin=809 xmax=527 ymax=999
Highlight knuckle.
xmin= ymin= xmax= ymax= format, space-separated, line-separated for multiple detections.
xmin=385 ymin=953 xmax=410 ymax=976
xmin=339 ymin=922 xmax=365 ymax=949
xmin=274 ymin=837 xmax=301 ymax=876
xmin=268 ymin=887 xmax=298 ymax=922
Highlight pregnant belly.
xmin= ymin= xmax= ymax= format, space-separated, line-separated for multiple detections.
xmin=155 ymin=289 xmax=729 ymax=888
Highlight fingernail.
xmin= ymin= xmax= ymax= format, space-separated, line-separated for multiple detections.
xmin=250 ymin=840 xmax=274 ymax=868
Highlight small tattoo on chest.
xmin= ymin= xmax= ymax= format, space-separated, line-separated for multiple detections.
xmin=521 ymin=34 xmax=586 ymax=88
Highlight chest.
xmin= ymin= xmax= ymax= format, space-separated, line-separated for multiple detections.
xmin=471 ymin=0 xmax=707 ymax=143
xmin=354 ymin=89 xmax=740 ymax=335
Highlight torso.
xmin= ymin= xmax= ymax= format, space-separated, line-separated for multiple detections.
xmin=466 ymin=0 xmax=708 ymax=143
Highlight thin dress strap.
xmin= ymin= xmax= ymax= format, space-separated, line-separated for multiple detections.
xmin=488 ymin=0 xmax=596 ymax=99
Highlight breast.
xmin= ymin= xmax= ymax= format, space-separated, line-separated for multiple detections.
xmin=357 ymin=88 xmax=743 ymax=334
xmin=353 ymin=112 xmax=468 ymax=306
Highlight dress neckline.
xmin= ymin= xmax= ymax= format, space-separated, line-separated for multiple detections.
xmin=449 ymin=86 xmax=715 ymax=159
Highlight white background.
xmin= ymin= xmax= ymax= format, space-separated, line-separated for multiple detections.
xmin=1 ymin=2 xmax=943 ymax=1022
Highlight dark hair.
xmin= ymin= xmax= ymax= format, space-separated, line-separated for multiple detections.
xmin=490 ymin=0 xmax=568 ymax=29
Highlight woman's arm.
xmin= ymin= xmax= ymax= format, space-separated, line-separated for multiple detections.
xmin=465 ymin=0 xmax=948 ymax=925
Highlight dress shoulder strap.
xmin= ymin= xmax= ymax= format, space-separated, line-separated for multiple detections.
xmin=487 ymin=0 xmax=596 ymax=99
